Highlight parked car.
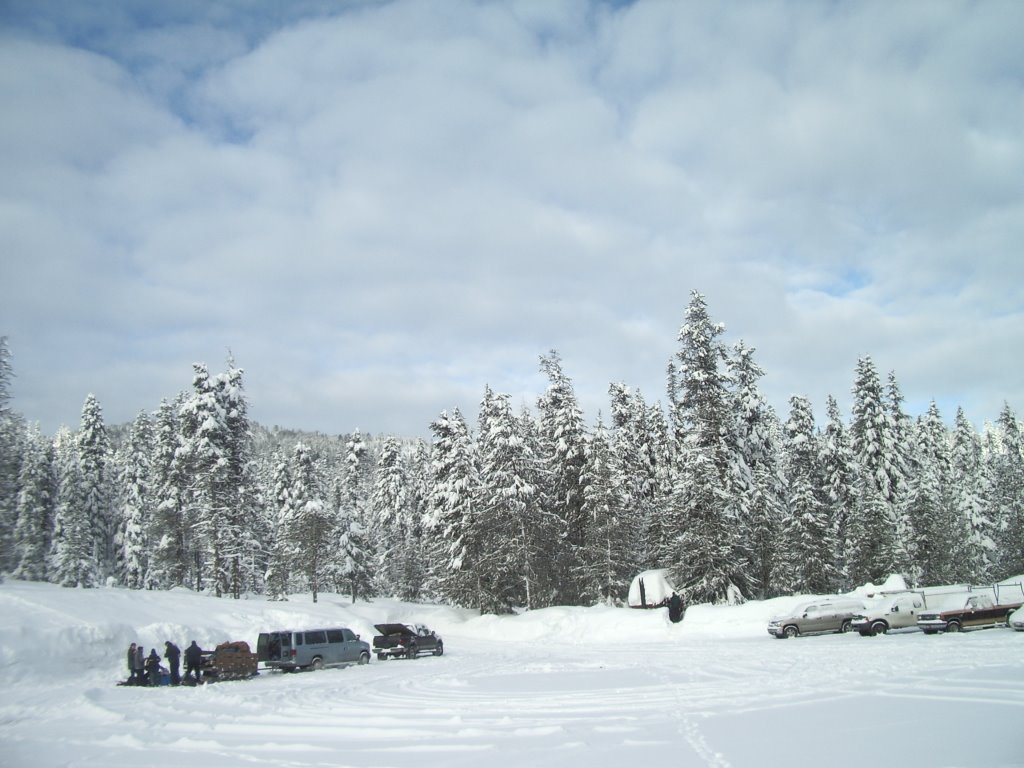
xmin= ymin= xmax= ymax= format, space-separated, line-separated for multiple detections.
xmin=256 ymin=627 xmax=370 ymax=671
xmin=767 ymin=598 xmax=866 ymax=639
xmin=917 ymin=594 xmax=1023 ymax=634
xmin=1009 ymin=607 xmax=1024 ymax=631
xmin=850 ymin=592 xmax=926 ymax=636
xmin=373 ymin=623 xmax=444 ymax=659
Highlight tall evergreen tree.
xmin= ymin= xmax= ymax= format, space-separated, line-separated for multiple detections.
xmin=116 ymin=411 xmax=153 ymax=589
xmin=0 ymin=336 xmax=24 ymax=572
xmin=991 ymin=404 xmax=1024 ymax=577
xmin=729 ymin=341 xmax=785 ymax=599
xmin=371 ymin=436 xmax=409 ymax=596
xmin=177 ymin=364 xmax=227 ymax=593
xmin=607 ymin=383 xmax=665 ymax=573
xmin=667 ymin=292 xmax=740 ymax=604
xmin=820 ymin=396 xmax=857 ymax=589
xmin=13 ymin=423 xmax=55 ymax=581
xmin=217 ymin=360 xmax=261 ymax=598
xmin=49 ymin=428 xmax=94 ymax=587
xmin=425 ymin=409 xmax=482 ymax=609
xmin=336 ymin=430 xmax=374 ymax=602
xmin=289 ymin=443 xmax=333 ymax=602
xmin=782 ymin=395 xmax=835 ymax=594
xmin=886 ymin=372 xmax=914 ymax=573
xmin=149 ymin=397 xmax=188 ymax=588
xmin=478 ymin=386 xmax=548 ymax=611
xmin=848 ymin=357 xmax=898 ymax=580
xmin=537 ymin=351 xmax=587 ymax=604
xmin=902 ymin=402 xmax=961 ymax=586
xmin=264 ymin=452 xmax=294 ymax=601
xmin=577 ymin=416 xmax=629 ymax=604
xmin=78 ymin=394 xmax=115 ymax=579
xmin=950 ymin=408 xmax=994 ymax=580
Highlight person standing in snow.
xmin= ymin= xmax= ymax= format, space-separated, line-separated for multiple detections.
xmin=164 ymin=641 xmax=181 ymax=685
xmin=133 ymin=644 xmax=146 ymax=685
xmin=668 ymin=592 xmax=684 ymax=623
xmin=126 ymin=643 xmax=138 ymax=684
xmin=184 ymin=640 xmax=204 ymax=683
xmin=145 ymin=648 xmax=162 ymax=685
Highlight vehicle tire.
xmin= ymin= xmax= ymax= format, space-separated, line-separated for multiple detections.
xmin=870 ymin=621 xmax=888 ymax=636
xmin=946 ymin=621 xmax=961 ymax=633
xmin=407 ymin=644 xmax=419 ymax=659
xmin=310 ymin=656 xmax=324 ymax=671
xmin=840 ymin=620 xmax=853 ymax=633
xmin=434 ymin=641 xmax=444 ymax=657
xmin=783 ymin=625 xmax=799 ymax=639
xmin=377 ymin=653 xmax=386 ymax=661
xmin=358 ymin=652 xmax=369 ymax=665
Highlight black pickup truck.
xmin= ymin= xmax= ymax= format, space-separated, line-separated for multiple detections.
xmin=372 ymin=624 xmax=444 ymax=660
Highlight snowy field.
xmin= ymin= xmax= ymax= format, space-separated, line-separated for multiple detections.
xmin=1 ymin=580 xmax=1023 ymax=768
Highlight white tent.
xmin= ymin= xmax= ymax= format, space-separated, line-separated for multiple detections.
xmin=628 ymin=568 xmax=677 ymax=608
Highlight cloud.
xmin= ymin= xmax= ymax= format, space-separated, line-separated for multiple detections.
xmin=1 ymin=0 xmax=1022 ymax=437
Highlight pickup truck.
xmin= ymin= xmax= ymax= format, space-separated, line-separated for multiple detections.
xmin=850 ymin=592 xmax=926 ymax=636
xmin=917 ymin=594 xmax=1023 ymax=634
xmin=373 ymin=623 xmax=444 ymax=660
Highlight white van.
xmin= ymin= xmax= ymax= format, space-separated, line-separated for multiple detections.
xmin=257 ymin=628 xmax=370 ymax=671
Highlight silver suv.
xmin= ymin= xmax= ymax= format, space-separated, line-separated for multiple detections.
xmin=767 ymin=598 xmax=866 ymax=639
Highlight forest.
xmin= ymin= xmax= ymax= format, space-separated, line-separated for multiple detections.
xmin=1 ymin=291 xmax=1022 ymax=612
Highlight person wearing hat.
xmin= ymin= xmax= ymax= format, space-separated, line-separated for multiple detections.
xmin=164 ymin=641 xmax=181 ymax=685
xmin=133 ymin=644 xmax=146 ymax=685
xmin=126 ymin=642 xmax=138 ymax=684
xmin=184 ymin=640 xmax=204 ymax=684
xmin=145 ymin=648 xmax=162 ymax=686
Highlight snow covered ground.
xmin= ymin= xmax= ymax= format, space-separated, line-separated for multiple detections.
xmin=2 ymin=580 xmax=1023 ymax=768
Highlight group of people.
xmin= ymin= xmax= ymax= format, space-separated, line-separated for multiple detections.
xmin=125 ymin=640 xmax=205 ymax=686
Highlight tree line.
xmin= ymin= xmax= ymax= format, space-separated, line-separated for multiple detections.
xmin=1 ymin=292 xmax=1022 ymax=610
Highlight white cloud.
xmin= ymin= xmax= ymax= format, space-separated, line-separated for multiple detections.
xmin=1 ymin=0 xmax=1022 ymax=436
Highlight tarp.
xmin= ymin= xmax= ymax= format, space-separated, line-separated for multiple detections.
xmin=628 ymin=568 xmax=677 ymax=609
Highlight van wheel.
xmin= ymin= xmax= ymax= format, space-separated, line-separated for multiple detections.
xmin=310 ymin=656 xmax=324 ymax=671
xmin=870 ymin=621 xmax=888 ymax=636
xmin=377 ymin=653 xmax=386 ymax=661
xmin=434 ymin=641 xmax=444 ymax=657
xmin=783 ymin=625 xmax=799 ymax=639
xmin=358 ymin=652 xmax=369 ymax=665
xmin=407 ymin=644 xmax=419 ymax=659
xmin=946 ymin=621 xmax=961 ymax=633
xmin=839 ymin=620 xmax=852 ymax=633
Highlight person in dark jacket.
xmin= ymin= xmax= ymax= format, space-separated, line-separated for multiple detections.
xmin=668 ymin=591 xmax=684 ymax=623
xmin=184 ymin=640 xmax=204 ymax=683
xmin=145 ymin=648 xmax=162 ymax=685
xmin=164 ymin=641 xmax=181 ymax=685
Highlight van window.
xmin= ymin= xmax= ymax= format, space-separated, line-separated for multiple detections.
xmin=295 ymin=633 xmax=303 ymax=646
xmin=342 ymin=629 xmax=356 ymax=642
xmin=305 ymin=630 xmax=327 ymax=645
xmin=281 ymin=633 xmax=292 ymax=648
xmin=326 ymin=629 xmax=344 ymax=643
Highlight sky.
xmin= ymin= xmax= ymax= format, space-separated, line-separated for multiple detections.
xmin=2 ymin=0 xmax=1022 ymax=438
